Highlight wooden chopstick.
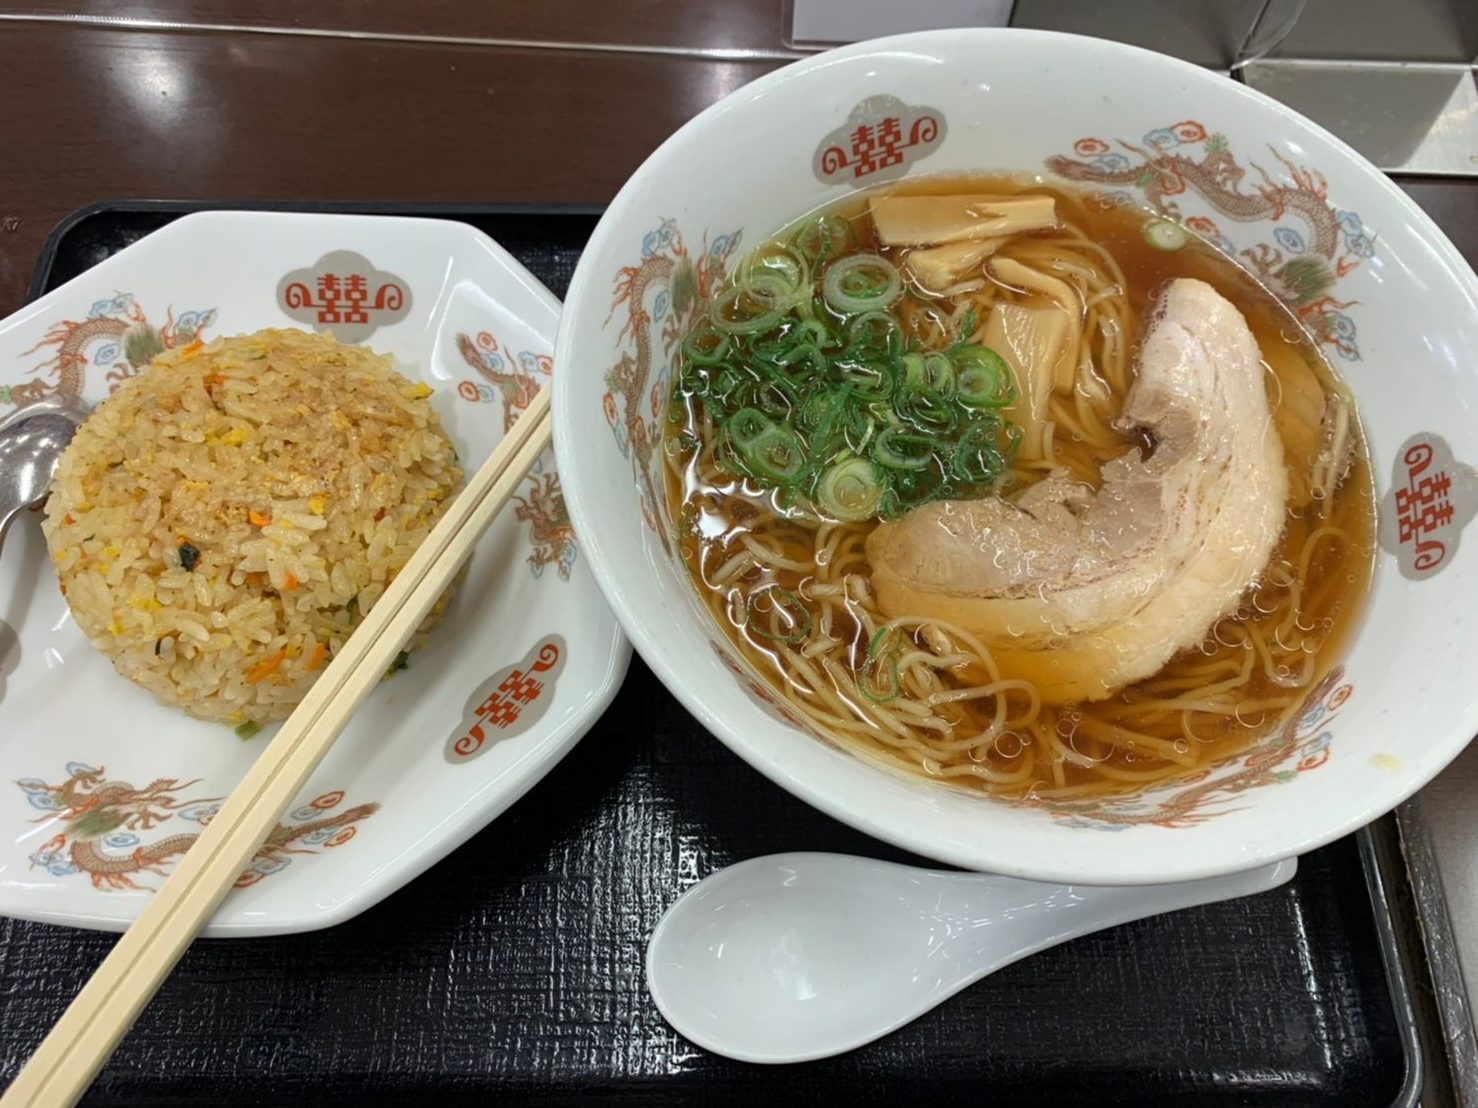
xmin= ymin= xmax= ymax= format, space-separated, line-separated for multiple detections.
xmin=2 ymin=385 xmax=553 ymax=1108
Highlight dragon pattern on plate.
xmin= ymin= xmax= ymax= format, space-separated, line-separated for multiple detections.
xmin=17 ymin=762 xmax=376 ymax=891
xmin=1 ymin=293 xmax=216 ymax=411
xmin=455 ymin=328 xmax=577 ymax=580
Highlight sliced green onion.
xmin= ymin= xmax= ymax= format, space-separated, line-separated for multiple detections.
xmin=817 ymin=456 xmax=883 ymax=522
xmin=711 ymin=284 xmax=786 ymax=334
xmin=1000 ymin=420 xmax=1024 ymax=462
xmin=747 ymin=272 xmax=802 ymax=312
xmin=901 ymin=396 xmax=960 ymax=433
xmin=674 ymin=223 xmax=1019 ymax=521
xmin=811 ymin=383 xmax=852 ymax=447
xmin=859 ymin=636 xmax=901 ymax=702
xmin=791 ymin=213 xmax=851 ymax=266
xmin=776 ymin=343 xmax=827 ymax=381
xmin=725 ymin=407 xmax=773 ymax=448
xmin=951 ymin=307 xmax=979 ymax=346
xmin=951 ymin=420 xmax=1006 ymax=482
xmin=234 ymin=720 xmax=262 ymax=741
xmin=1145 ymin=219 xmax=1189 ymax=251
xmin=795 ymin=383 xmax=850 ymax=438
xmin=745 ymin=586 xmax=813 ymax=644
xmin=842 ymin=414 xmax=879 ymax=457
xmin=793 ymin=390 xmax=829 ymax=432
xmin=681 ymin=321 xmax=731 ymax=366
xmin=837 ymin=358 xmax=894 ymax=402
xmin=846 ymin=310 xmax=897 ymax=349
xmin=744 ymin=244 xmax=810 ymax=303
xmin=753 ymin=382 xmax=795 ymax=419
xmin=823 ymin=254 xmax=902 ymax=315
xmin=867 ymin=624 xmax=897 ymax=661
xmin=952 ymin=345 xmax=1015 ymax=408
xmin=796 ymin=318 xmax=835 ymax=349
xmin=709 ymin=366 xmax=740 ymax=398
xmin=748 ymin=353 xmax=800 ymax=389
xmin=873 ymin=427 xmax=937 ymax=471
xmin=901 ymin=351 xmax=956 ymax=398
xmin=746 ymin=426 xmax=806 ymax=483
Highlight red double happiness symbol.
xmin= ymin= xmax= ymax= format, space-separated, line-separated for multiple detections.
xmin=276 ymin=249 xmax=413 ymax=342
xmin=283 ymin=272 xmax=404 ymax=326
xmin=1377 ymin=432 xmax=1478 ymax=580
xmin=814 ymin=95 xmax=947 ymax=184
xmin=445 ymin=636 xmax=568 ymax=764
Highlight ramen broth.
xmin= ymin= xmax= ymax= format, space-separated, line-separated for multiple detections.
xmin=663 ymin=175 xmax=1376 ymax=801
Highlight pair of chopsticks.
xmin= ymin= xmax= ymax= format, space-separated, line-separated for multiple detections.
xmin=2 ymin=387 xmax=553 ymax=1108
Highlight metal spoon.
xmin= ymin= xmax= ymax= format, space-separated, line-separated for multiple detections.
xmin=646 ymin=851 xmax=1295 ymax=1063
xmin=0 ymin=396 xmax=91 ymax=553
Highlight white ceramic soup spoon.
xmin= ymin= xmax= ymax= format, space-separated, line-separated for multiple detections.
xmin=645 ymin=852 xmax=1295 ymax=1063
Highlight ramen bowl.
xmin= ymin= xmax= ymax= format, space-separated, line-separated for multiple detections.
xmin=552 ymin=28 xmax=1478 ymax=883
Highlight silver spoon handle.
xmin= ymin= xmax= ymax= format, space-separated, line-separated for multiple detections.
xmin=0 ymin=501 xmax=23 ymax=557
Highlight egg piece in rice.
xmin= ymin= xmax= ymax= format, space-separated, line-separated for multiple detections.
xmin=41 ymin=328 xmax=465 ymax=728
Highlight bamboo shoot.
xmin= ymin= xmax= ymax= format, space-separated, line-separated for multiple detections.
xmin=990 ymin=257 xmax=1082 ymax=393
xmin=983 ymin=301 xmax=1074 ymax=462
xmin=870 ymin=195 xmax=1057 ymax=246
xmin=903 ymin=239 xmax=1005 ymax=293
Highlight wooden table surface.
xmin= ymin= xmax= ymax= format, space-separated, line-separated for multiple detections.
xmin=0 ymin=13 xmax=1474 ymax=320
xmin=0 ymin=16 xmax=787 ymax=316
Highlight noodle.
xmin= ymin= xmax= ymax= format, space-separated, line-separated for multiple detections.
xmin=665 ymin=175 xmax=1376 ymax=801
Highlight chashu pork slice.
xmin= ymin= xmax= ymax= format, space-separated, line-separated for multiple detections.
xmin=865 ymin=278 xmax=1288 ymax=703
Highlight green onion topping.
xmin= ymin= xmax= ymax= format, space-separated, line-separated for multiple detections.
xmin=823 ymin=253 xmax=904 ymax=315
xmin=817 ymin=456 xmax=884 ymax=522
xmin=672 ymin=215 xmax=1021 ymax=522
xmin=1144 ymin=219 xmax=1189 ymax=252
xmin=745 ymin=586 xmax=814 ymax=643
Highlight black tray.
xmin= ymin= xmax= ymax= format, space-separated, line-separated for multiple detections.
xmin=0 ymin=202 xmax=1421 ymax=1107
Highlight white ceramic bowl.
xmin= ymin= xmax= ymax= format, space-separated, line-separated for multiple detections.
xmin=553 ymin=29 xmax=1478 ymax=884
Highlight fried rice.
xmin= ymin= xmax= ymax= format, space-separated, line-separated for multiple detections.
xmin=41 ymin=327 xmax=464 ymax=728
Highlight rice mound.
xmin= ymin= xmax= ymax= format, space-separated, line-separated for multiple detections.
xmin=42 ymin=328 xmax=464 ymax=727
